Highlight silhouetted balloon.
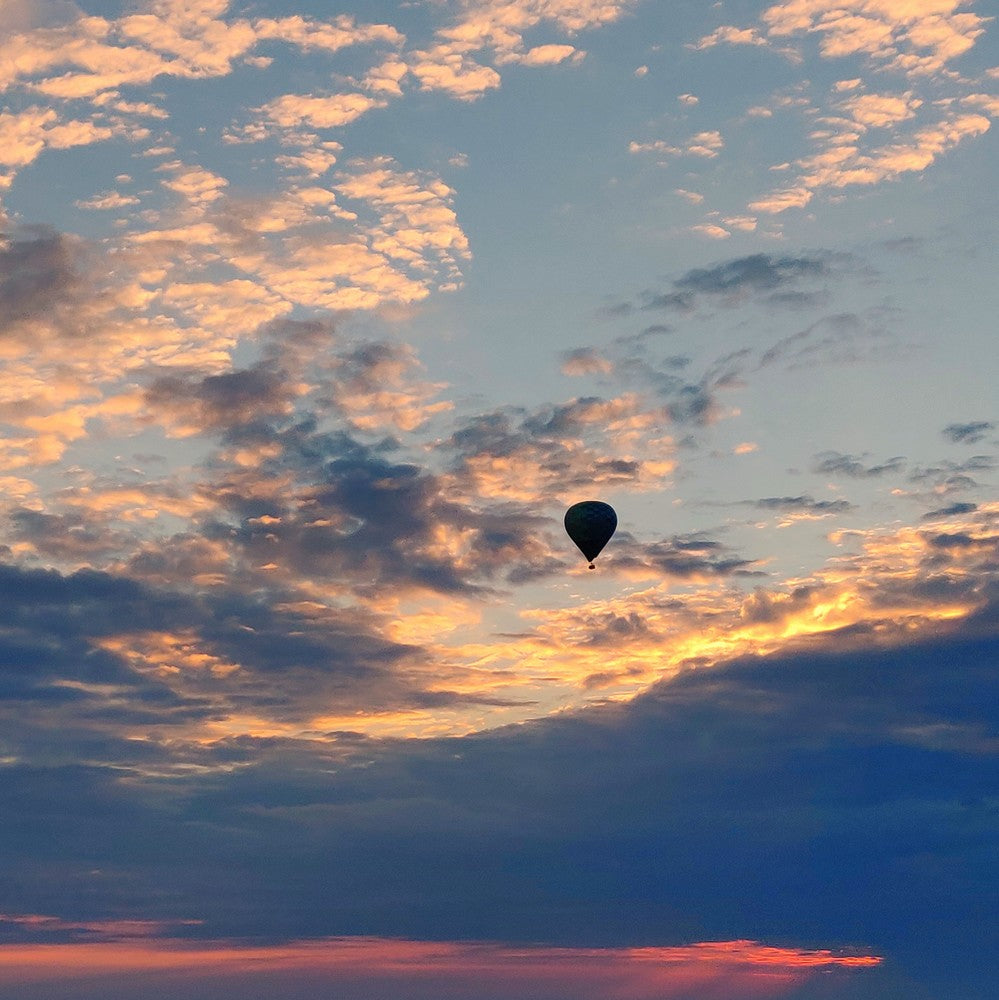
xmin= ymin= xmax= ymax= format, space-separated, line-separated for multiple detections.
xmin=564 ymin=500 xmax=617 ymax=569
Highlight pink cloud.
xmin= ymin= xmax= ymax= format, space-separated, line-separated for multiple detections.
xmin=0 ymin=935 xmax=881 ymax=999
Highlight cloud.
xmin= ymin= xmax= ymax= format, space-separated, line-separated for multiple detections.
xmin=689 ymin=223 xmax=730 ymax=239
xmin=797 ymin=110 xmax=991 ymax=191
xmin=0 ymin=568 xmax=994 ymax=990
xmin=125 ymin=156 xmax=470 ymax=320
xmin=758 ymin=311 xmax=895 ymax=368
xmin=402 ymin=0 xmax=637 ymax=101
xmin=639 ymin=253 xmax=835 ymax=313
xmin=253 ymin=13 xmax=404 ymax=53
xmin=516 ymin=44 xmax=582 ymax=67
xmin=601 ymin=533 xmax=762 ymax=582
xmin=629 ymin=130 xmax=724 ymax=160
xmin=923 ymin=502 xmax=978 ymax=520
xmin=675 ymin=253 xmax=827 ymax=295
xmin=0 ymin=0 xmax=614 ymax=150
xmin=560 ymin=348 xmax=615 ymax=376
xmin=157 ymin=162 xmax=229 ymax=204
xmin=439 ymin=396 xmax=677 ymax=502
xmin=8 ymin=0 xmax=256 ymax=99
xmin=0 ymin=107 xmax=114 ymax=187
xmin=752 ymin=495 xmax=855 ymax=516
xmin=0 ymin=914 xmax=200 ymax=942
xmin=407 ymin=47 xmax=504 ymax=100
xmin=0 ymin=553 xmax=523 ymax=749
xmin=0 ymin=7 xmax=995 ymax=992
xmin=74 ymin=191 xmax=142 ymax=211
xmin=0 ymin=2 xmax=394 ymax=103
xmin=813 ymin=450 xmax=905 ymax=478
xmin=144 ymin=365 xmax=298 ymax=436
xmin=685 ymin=2 xmax=994 ymax=220
xmin=145 ymin=328 xmax=452 ymax=436
xmin=691 ymin=25 xmax=769 ymax=51
xmin=512 ymin=502 xmax=999 ymax=697
xmin=0 ymin=936 xmax=881 ymax=999
xmin=841 ymin=91 xmax=922 ymax=127
xmin=699 ymin=0 xmax=991 ymax=77
xmin=905 ymin=455 xmax=995 ymax=506
xmin=0 ymin=227 xmax=82 ymax=328
xmin=747 ymin=185 xmax=813 ymax=214
xmin=943 ymin=420 xmax=995 ymax=444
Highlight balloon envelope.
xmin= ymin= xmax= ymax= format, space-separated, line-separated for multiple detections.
xmin=564 ymin=501 xmax=617 ymax=567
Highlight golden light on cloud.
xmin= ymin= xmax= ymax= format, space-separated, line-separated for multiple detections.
xmin=98 ymin=630 xmax=241 ymax=681
xmin=36 ymin=495 xmax=990 ymax=743
xmin=479 ymin=503 xmax=999 ymax=717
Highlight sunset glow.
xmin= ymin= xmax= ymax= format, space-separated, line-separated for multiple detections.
xmin=0 ymin=935 xmax=881 ymax=997
xmin=1 ymin=0 xmax=996 ymax=996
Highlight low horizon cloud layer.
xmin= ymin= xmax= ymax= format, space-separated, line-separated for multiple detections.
xmin=0 ymin=936 xmax=882 ymax=1000
xmin=1 ymin=0 xmax=997 ymax=997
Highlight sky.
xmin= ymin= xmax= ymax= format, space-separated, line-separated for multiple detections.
xmin=0 ymin=0 xmax=997 ymax=996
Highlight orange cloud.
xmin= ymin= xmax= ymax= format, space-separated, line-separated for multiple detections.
xmin=843 ymin=91 xmax=922 ymax=127
xmin=0 ymin=107 xmax=113 ymax=186
xmin=0 ymin=935 xmax=881 ymax=997
xmin=157 ymin=162 xmax=229 ymax=203
xmin=629 ymin=130 xmax=724 ymax=160
xmin=748 ymin=185 xmax=813 ymax=213
xmin=408 ymin=46 xmax=503 ymax=100
xmin=689 ymin=0 xmax=993 ymax=217
xmin=259 ymin=92 xmax=387 ymax=129
xmin=253 ymin=13 xmax=403 ymax=53
xmin=431 ymin=503 xmax=998 ymax=723
xmin=406 ymin=0 xmax=638 ymax=99
xmin=690 ymin=223 xmax=731 ymax=239
xmin=517 ymin=43 xmax=582 ymax=66
xmin=757 ymin=0 xmax=988 ymax=75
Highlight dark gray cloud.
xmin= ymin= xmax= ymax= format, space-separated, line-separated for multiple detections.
xmin=642 ymin=253 xmax=835 ymax=313
xmin=908 ymin=455 xmax=995 ymax=490
xmin=813 ymin=451 xmax=905 ymax=479
xmin=758 ymin=311 xmax=897 ymax=370
xmin=193 ymin=426 xmax=564 ymax=593
xmin=663 ymin=380 xmax=717 ymax=424
xmin=0 ymin=558 xmax=514 ymax=746
xmin=0 ymin=563 xmax=214 ymax=733
xmin=927 ymin=531 xmax=985 ymax=550
xmin=601 ymin=349 xmax=748 ymax=427
xmin=943 ymin=421 xmax=995 ymax=444
xmin=594 ymin=253 xmax=841 ymax=322
xmin=634 ymin=323 xmax=674 ymax=340
xmin=442 ymin=403 xmax=648 ymax=486
xmin=923 ymin=502 xmax=978 ymax=520
xmin=641 ymin=289 xmax=696 ymax=312
xmin=8 ymin=506 xmax=128 ymax=562
xmin=134 ymin=327 xmax=569 ymax=595
xmin=752 ymin=495 xmax=855 ymax=514
xmin=674 ymin=253 xmax=829 ymax=294
xmin=605 ymin=532 xmax=762 ymax=579
xmin=0 ymin=226 xmax=82 ymax=331
xmin=764 ymin=288 xmax=830 ymax=309
xmin=1 ymin=617 xmax=996 ymax=993
xmin=143 ymin=331 xmax=433 ymax=437
xmin=145 ymin=365 xmax=294 ymax=431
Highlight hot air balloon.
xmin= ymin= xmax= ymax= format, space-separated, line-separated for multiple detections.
xmin=564 ymin=500 xmax=617 ymax=569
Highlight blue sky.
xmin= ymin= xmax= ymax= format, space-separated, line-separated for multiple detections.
xmin=0 ymin=0 xmax=997 ymax=996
